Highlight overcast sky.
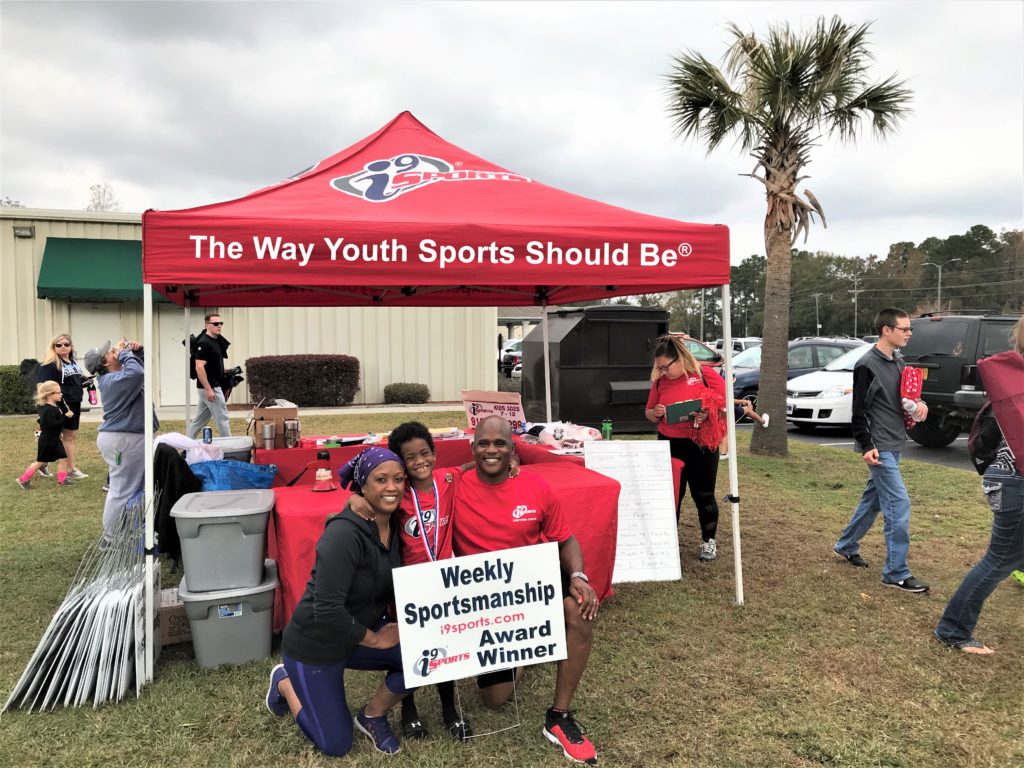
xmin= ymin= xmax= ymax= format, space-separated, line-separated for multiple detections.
xmin=2 ymin=0 xmax=1021 ymax=263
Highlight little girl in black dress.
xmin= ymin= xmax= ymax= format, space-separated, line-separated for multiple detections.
xmin=17 ymin=382 xmax=73 ymax=489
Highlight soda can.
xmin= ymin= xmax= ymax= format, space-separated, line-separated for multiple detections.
xmin=202 ymin=426 xmax=213 ymax=444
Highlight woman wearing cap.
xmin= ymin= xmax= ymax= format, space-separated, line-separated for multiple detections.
xmin=85 ymin=339 xmax=159 ymax=542
xmin=265 ymin=447 xmax=412 ymax=757
xmin=36 ymin=333 xmax=92 ymax=480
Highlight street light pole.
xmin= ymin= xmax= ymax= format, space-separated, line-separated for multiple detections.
xmin=922 ymin=258 xmax=963 ymax=310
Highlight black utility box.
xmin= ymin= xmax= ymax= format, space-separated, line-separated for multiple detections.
xmin=522 ymin=305 xmax=668 ymax=433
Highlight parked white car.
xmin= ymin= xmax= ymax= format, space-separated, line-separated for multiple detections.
xmin=785 ymin=344 xmax=872 ymax=431
xmin=511 ymin=361 xmax=522 ymax=380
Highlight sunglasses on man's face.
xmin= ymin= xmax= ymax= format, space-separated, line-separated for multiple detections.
xmin=209 ymin=322 xmax=224 ymax=327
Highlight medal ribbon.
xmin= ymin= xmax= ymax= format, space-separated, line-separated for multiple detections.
xmin=412 ymin=478 xmax=441 ymax=562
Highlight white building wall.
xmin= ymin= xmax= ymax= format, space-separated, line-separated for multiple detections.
xmin=2 ymin=208 xmax=497 ymax=406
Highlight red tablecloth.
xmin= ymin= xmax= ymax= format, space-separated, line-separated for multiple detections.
xmin=269 ymin=461 xmax=621 ymax=632
xmin=256 ymin=439 xmax=474 ymax=487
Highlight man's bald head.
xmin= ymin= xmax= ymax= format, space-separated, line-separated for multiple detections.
xmin=472 ymin=416 xmax=513 ymax=484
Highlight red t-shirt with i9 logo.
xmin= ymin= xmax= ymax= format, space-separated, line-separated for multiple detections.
xmin=397 ymin=467 xmax=463 ymax=566
xmin=452 ymin=469 xmax=573 ymax=557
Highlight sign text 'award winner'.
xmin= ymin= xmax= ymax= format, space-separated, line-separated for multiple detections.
xmin=392 ymin=543 xmax=566 ymax=688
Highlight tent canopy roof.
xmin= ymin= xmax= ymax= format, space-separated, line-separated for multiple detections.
xmin=142 ymin=112 xmax=730 ymax=307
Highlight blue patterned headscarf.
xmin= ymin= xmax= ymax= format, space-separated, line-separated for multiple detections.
xmin=338 ymin=447 xmax=403 ymax=493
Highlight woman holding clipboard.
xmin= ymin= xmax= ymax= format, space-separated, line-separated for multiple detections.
xmin=645 ymin=335 xmax=727 ymax=562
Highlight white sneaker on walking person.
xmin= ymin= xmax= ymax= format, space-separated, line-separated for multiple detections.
xmin=699 ymin=538 xmax=717 ymax=561
xmin=761 ymin=413 xmax=770 ymax=429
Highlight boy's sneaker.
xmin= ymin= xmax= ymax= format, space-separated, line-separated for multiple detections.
xmin=354 ymin=707 xmax=401 ymax=754
xmin=761 ymin=413 xmax=770 ymax=429
xmin=265 ymin=663 xmax=289 ymax=716
xmin=833 ymin=547 xmax=869 ymax=568
xmin=543 ymin=708 xmax=597 ymax=765
xmin=68 ymin=468 xmax=89 ymax=480
xmin=1011 ymin=570 xmax=1024 ymax=587
xmin=699 ymin=538 xmax=717 ymax=561
xmin=36 ymin=466 xmax=53 ymax=478
xmin=882 ymin=575 xmax=929 ymax=593
xmin=17 ymin=478 xmax=31 ymax=490
xmin=102 ymin=482 xmax=110 ymax=492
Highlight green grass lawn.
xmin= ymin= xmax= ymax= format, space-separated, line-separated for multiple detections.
xmin=1 ymin=413 xmax=1021 ymax=767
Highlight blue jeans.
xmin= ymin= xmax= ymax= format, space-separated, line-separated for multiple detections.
xmin=935 ymin=468 xmax=1024 ymax=647
xmin=835 ymin=451 xmax=913 ymax=582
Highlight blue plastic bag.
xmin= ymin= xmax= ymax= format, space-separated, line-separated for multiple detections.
xmin=190 ymin=460 xmax=278 ymax=491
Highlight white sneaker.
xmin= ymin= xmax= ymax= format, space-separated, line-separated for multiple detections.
xmin=761 ymin=414 xmax=770 ymax=429
xmin=699 ymin=538 xmax=717 ymax=561
xmin=36 ymin=466 xmax=53 ymax=478
xmin=68 ymin=468 xmax=89 ymax=480
xmin=720 ymin=451 xmax=729 ymax=459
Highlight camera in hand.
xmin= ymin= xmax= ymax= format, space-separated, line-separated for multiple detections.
xmin=224 ymin=365 xmax=244 ymax=388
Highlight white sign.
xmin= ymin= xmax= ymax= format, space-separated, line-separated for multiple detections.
xmin=461 ymin=389 xmax=527 ymax=432
xmin=393 ymin=543 xmax=567 ymax=688
xmin=584 ymin=441 xmax=682 ymax=583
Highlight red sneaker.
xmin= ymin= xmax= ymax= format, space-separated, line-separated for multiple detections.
xmin=543 ymin=708 xmax=597 ymax=764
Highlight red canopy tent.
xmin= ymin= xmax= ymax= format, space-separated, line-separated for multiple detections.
xmin=137 ymin=112 xmax=745 ymax=681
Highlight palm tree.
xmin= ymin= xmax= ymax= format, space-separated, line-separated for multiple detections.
xmin=666 ymin=16 xmax=912 ymax=455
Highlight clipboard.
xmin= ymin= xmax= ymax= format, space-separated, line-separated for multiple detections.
xmin=665 ymin=399 xmax=703 ymax=425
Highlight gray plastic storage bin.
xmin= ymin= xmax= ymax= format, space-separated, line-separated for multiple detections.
xmin=211 ymin=436 xmax=254 ymax=462
xmin=179 ymin=559 xmax=278 ymax=668
xmin=171 ymin=489 xmax=274 ymax=592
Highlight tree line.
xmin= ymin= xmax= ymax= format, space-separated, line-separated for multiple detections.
xmin=641 ymin=225 xmax=1023 ymax=341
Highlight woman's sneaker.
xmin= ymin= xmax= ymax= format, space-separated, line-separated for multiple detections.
xmin=699 ymin=538 xmax=717 ymax=561
xmin=354 ymin=708 xmax=401 ymax=754
xmin=265 ymin=664 xmax=289 ymax=716
xmin=68 ymin=468 xmax=89 ymax=480
xmin=36 ymin=466 xmax=53 ymax=478
xmin=543 ymin=708 xmax=597 ymax=765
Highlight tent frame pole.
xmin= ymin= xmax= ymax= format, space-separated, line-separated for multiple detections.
xmin=542 ymin=302 xmax=552 ymax=423
xmin=720 ymin=283 xmax=744 ymax=606
xmin=143 ymin=285 xmax=155 ymax=681
xmin=184 ymin=304 xmax=192 ymax=431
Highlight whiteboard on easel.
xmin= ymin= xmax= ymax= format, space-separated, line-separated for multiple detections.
xmin=584 ymin=440 xmax=681 ymax=583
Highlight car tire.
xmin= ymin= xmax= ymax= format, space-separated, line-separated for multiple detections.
xmin=908 ymin=411 xmax=960 ymax=448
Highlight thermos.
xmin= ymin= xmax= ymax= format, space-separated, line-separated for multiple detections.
xmin=202 ymin=426 xmax=213 ymax=444
xmin=87 ymin=386 xmax=97 ymax=406
xmin=262 ymin=422 xmax=276 ymax=450
xmin=601 ymin=418 xmax=613 ymax=440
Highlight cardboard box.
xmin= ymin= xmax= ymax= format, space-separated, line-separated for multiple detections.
xmin=249 ymin=406 xmax=299 ymax=449
xmin=160 ymin=587 xmax=192 ymax=645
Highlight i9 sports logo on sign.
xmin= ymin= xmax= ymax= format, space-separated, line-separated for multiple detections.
xmin=331 ymin=154 xmax=531 ymax=202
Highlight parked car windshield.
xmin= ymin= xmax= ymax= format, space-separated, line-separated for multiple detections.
xmin=732 ymin=345 xmax=761 ymax=368
xmin=825 ymin=344 xmax=872 ymax=371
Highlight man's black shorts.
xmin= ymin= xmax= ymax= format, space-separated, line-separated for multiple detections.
xmin=477 ymin=571 xmax=573 ymax=689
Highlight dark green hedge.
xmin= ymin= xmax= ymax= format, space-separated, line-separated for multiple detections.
xmin=245 ymin=354 xmax=360 ymax=407
xmin=383 ymin=382 xmax=431 ymax=405
xmin=0 ymin=364 xmax=36 ymax=414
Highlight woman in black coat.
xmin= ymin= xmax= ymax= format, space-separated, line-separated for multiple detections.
xmin=36 ymin=333 xmax=91 ymax=480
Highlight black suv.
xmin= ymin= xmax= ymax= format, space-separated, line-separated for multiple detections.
xmin=901 ymin=313 xmax=1021 ymax=447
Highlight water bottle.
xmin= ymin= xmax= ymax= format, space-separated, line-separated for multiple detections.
xmin=601 ymin=418 xmax=613 ymax=440
xmin=87 ymin=385 xmax=97 ymax=406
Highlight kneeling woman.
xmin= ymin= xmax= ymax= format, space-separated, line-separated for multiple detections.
xmin=266 ymin=447 xmax=411 ymax=756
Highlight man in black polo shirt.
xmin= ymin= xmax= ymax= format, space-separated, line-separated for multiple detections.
xmin=833 ymin=307 xmax=930 ymax=593
xmin=187 ymin=313 xmax=232 ymax=439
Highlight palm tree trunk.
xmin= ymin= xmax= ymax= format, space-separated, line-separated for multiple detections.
xmin=750 ymin=223 xmax=792 ymax=456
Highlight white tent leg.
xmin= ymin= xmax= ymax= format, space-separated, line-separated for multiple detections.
xmin=184 ymin=304 xmax=192 ymax=431
xmin=143 ymin=285 xmax=155 ymax=681
xmin=542 ymin=301 xmax=552 ymax=423
xmin=720 ymin=284 xmax=744 ymax=605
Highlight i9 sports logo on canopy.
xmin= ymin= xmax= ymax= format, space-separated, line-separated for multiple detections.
xmin=331 ymin=154 xmax=531 ymax=203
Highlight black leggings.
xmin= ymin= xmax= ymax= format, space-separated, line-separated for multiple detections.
xmin=659 ymin=433 xmax=720 ymax=541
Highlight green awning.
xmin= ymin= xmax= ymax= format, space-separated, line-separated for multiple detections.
xmin=37 ymin=237 xmax=147 ymax=301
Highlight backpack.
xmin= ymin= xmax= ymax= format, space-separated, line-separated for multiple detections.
xmin=967 ymin=401 xmax=1002 ymax=475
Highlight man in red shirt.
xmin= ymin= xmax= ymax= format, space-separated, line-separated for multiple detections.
xmin=453 ymin=416 xmax=600 ymax=765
